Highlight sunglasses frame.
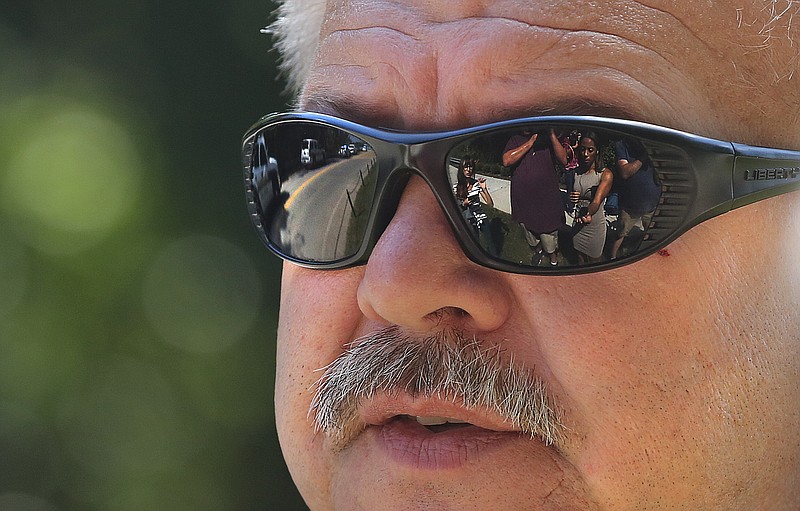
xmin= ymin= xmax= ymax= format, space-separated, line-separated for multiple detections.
xmin=242 ymin=111 xmax=800 ymax=275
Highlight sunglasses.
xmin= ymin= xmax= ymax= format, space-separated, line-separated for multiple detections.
xmin=241 ymin=111 xmax=800 ymax=274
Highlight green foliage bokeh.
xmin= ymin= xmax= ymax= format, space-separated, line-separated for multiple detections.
xmin=0 ymin=1 xmax=308 ymax=509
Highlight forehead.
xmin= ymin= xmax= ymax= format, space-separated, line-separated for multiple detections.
xmin=304 ymin=1 xmax=670 ymax=126
xmin=294 ymin=0 xmax=800 ymax=145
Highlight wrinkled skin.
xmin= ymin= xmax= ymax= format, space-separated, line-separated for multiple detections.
xmin=273 ymin=1 xmax=800 ymax=509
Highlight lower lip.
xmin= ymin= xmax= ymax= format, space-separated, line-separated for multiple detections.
xmin=371 ymin=416 xmax=519 ymax=470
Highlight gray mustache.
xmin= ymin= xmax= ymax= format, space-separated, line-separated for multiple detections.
xmin=310 ymin=326 xmax=564 ymax=451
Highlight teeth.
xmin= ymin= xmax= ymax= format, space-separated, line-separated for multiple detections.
xmin=413 ymin=416 xmax=469 ymax=426
xmin=415 ymin=416 xmax=448 ymax=426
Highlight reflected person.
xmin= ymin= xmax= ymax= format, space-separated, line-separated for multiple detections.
xmin=609 ymin=136 xmax=661 ymax=259
xmin=570 ymin=132 xmax=614 ymax=264
xmin=502 ymin=129 xmax=568 ymax=266
xmin=454 ymin=158 xmax=493 ymax=231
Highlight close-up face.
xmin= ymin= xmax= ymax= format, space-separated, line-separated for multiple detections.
xmin=578 ymin=137 xmax=598 ymax=168
xmin=270 ymin=1 xmax=800 ymax=510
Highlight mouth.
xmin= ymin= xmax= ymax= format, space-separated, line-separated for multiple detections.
xmin=353 ymin=396 xmax=528 ymax=470
xmin=371 ymin=415 xmax=519 ymax=470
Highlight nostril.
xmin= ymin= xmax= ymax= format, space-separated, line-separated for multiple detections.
xmin=426 ymin=307 xmax=469 ymax=326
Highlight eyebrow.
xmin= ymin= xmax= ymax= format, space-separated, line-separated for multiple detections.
xmin=299 ymin=90 xmax=402 ymax=129
xmin=301 ymin=91 xmax=650 ymax=132
xmin=488 ymin=99 xmax=649 ymax=125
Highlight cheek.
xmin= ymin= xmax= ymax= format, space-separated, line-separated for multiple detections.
xmin=274 ymin=264 xmax=365 ymax=508
xmin=786 ymin=192 xmax=800 ymax=302
xmin=276 ymin=264 xmax=365 ymax=382
xmin=525 ymin=195 xmax=800 ymax=505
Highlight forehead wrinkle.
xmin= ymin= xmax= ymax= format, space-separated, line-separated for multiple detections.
xmin=320 ymin=25 xmax=420 ymax=46
xmin=453 ymin=23 xmax=674 ymax=82
xmin=320 ymin=0 xmax=429 ymax=42
xmin=620 ymin=1 xmax=718 ymax=54
xmin=321 ymin=0 xmax=703 ymax=68
xmin=304 ymin=32 xmax=690 ymax=132
xmin=313 ymin=16 xmax=684 ymax=121
xmin=315 ymin=25 xmax=430 ymax=69
xmin=301 ymin=65 xmax=671 ymax=132
xmin=485 ymin=0 xmax=751 ymax=107
xmin=323 ymin=6 xmax=698 ymax=69
xmin=311 ymin=26 xmax=438 ymax=126
xmin=430 ymin=20 xmax=703 ymax=123
xmin=314 ymin=0 xmax=719 ymax=114
xmin=303 ymin=0 xmax=766 ymax=136
xmin=487 ymin=0 xmax=718 ymax=53
xmin=461 ymin=69 xmax=677 ymax=128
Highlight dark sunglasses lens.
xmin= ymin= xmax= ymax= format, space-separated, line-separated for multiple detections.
xmin=246 ymin=123 xmax=378 ymax=263
xmin=446 ymin=125 xmax=685 ymax=270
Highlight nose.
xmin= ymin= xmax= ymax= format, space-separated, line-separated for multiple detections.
xmin=357 ymin=175 xmax=512 ymax=332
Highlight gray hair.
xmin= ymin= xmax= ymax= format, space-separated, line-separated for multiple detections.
xmin=264 ymin=0 xmax=326 ymax=96
xmin=736 ymin=0 xmax=800 ymax=82
xmin=310 ymin=326 xmax=565 ymax=452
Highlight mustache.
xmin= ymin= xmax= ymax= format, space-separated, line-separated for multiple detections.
xmin=310 ymin=326 xmax=565 ymax=451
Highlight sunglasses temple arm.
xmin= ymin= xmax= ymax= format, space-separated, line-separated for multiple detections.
xmin=730 ymin=144 xmax=800 ymax=208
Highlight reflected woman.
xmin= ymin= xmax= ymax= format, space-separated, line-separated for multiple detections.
xmin=454 ymin=159 xmax=493 ymax=231
xmin=570 ymin=132 xmax=614 ymax=264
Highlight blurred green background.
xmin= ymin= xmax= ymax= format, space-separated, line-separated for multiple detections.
xmin=0 ymin=1 xmax=309 ymax=509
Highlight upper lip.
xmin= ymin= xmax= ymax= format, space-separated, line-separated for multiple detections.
xmin=359 ymin=393 xmax=520 ymax=432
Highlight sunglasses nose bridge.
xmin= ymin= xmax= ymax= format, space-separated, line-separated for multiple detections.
xmin=406 ymin=139 xmax=490 ymax=261
xmin=406 ymin=139 xmax=455 ymax=211
xmin=359 ymin=137 xmax=469 ymax=262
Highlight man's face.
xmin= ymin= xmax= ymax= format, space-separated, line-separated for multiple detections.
xmin=273 ymin=1 xmax=800 ymax=509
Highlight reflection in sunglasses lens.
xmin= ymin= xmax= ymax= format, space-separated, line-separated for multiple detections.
xmin=246 ymin=120 xmax=698 ymax=272
xmin=248 ymin=124 xmax=378 ymax=263
xmin=447 ymin=126 xmax=668 ymax=269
